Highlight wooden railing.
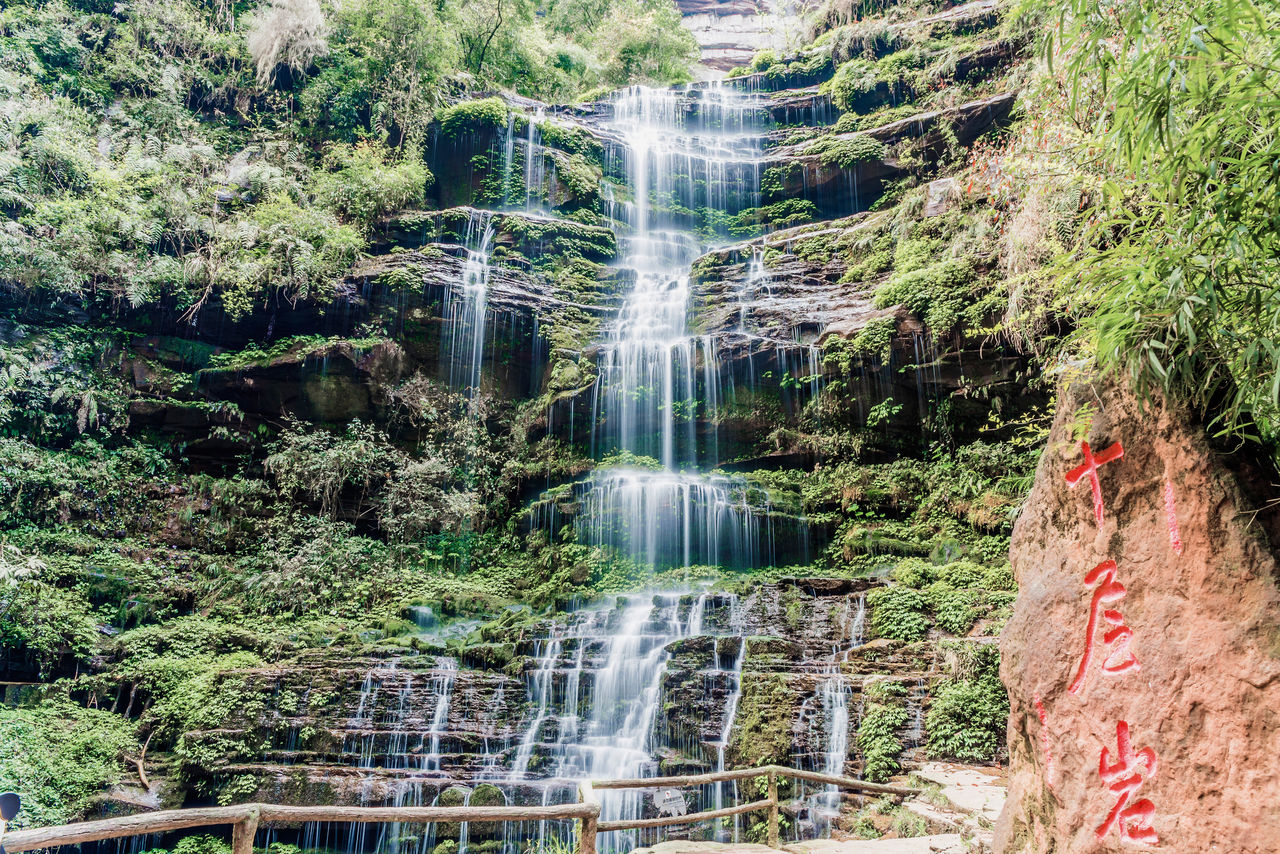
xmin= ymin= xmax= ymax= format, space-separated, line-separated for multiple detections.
xmin=1 ymin=765 xmax=916 ymax=854
xmin=578 ymin=765 xmax=916 ymax=854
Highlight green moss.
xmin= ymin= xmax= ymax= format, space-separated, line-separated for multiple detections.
xmin=730 ymin=199 xmax=819 ymax=233
xmin=537 ymin=122 xmax=604 ymax=160
xmin=728 ymin=672 xmax=798 ymax=766
xmin=874 ymin=257 xmax=977 ymax=334
xmin=437 ymin=98 xmax=509 ymax=138
xmin=805 ymin=133 xmax=887 ymax=168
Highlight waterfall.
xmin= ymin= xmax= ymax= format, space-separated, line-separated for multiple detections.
xmin=445 ymin=210 xmax=497 ymax=402
xmin=423 ymin=658 xmax=457 ymax=773
xmin=525 ymin=108 xmax=545 ymax=213
xmin=483 ymin=594 xmax=707 ymax=854
xmin=510 ymin=637 xmax=562 ymax=779
xmin=807 ymin=593 xmax=867 ymax=827
xmin=590 ymin=85 xmax=764 ymax=469
xmin=713 ymin=637 xmax=747 ymax=839
xmin=574 ymin=468 xmax=773 ymax=570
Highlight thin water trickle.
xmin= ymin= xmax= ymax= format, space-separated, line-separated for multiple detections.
xmin=445 ymin=210 xmax=498 ymax=404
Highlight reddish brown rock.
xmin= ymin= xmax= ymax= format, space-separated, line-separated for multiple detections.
xmin=994 ymin=378 xmax=1280 ymax=853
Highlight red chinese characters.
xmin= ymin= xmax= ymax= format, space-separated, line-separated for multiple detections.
xmin=1068 ymin=560 xmax=1141 ymax=696
xmin=1095 ymin=720 xmax=1160 ymax=845
xmin=1065 ymin=441 xmax=1125 ymax=525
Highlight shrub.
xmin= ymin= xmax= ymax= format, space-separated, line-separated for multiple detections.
xmin=938 ymin=560 xmax=984 ymax=588
xmin=873 ymin=257 xmax=977 ymax=335
xmin=926 ymin=583 xmax=981 ymax=635
xmin=437 ymin=97 xmax=509 ymax=138
xmin=868 ymin=585 xmax=929 ymax=641
xmin=857 ymin=695 xmax=908 ymax=782
xmin=926 ymin=644 xmax=1008 ymax=762
xmin=311 ymin=142 xmax=429 ymax=231
xmin=982 ymin=563 xmax=1017 ymax=591
xmin=0 ymin=698 xmax=138 ymax=827
xmin=891 ymin=557 xmax=935 ymax=588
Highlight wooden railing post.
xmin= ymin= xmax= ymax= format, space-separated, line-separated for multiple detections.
xmin=578 ymin=781 xmax=599 ymax=854
xmin=580 ymin=812 xmax=598 ymax=854
xmin=766 ymin=769 xmax=779 ymax=849
xmin=232 ymin=807 xmax=259 ymax=854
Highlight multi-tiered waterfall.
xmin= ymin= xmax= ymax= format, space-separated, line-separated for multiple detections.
xmin=299 ymin=84 xmax=856 ymax=854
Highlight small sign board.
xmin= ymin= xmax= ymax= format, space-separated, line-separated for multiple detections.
xmin=653 ymin=788 xmax=687 ymax=817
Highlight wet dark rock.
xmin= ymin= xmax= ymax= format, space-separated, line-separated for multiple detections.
xmin=764 ymin=92 xmax=1018 ymax=217
xmin=746 ymin=635 xmax=804 ymax=660
xmin=777 ymin=577 xmax=879 ymax=596
xmin=460 ymin=643 xmax=517 ymax=670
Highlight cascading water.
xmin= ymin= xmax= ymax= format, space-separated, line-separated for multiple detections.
xmin=297 ymin=86 xmax=853 ymax=854
xmin=591 ymin=84 xmax=764 ymax=470
xmin=444 ymin=210 xmax=497 ymax=402
xmin=572 ymin=468 xmax=774 ymax=570
xmin=801 ymin=592 xmax=867 ymax=833
xmin=712 ymin=637 xmax=747 ymax=838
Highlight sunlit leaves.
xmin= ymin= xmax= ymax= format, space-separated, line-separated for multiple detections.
xmin=1046 ymin=0 xmax=1280 ymax=443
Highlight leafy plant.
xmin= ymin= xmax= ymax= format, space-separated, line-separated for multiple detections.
xmin=1045 ymin=0 xmax=1280 ymax=445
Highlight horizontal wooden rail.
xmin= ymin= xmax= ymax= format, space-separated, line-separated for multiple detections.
xmin=590 ymin=765 xmax=770 ymax=790
xmin=587 ymin=764 xmax=917 ymax=798
xmin=577 ymin=763 xmax=920 ymax=851
xmin=1 ymin=764 xmax=917 ymax=854
xmin=2 ymin=802 xmax=600 ymax=854
xmin=774 ymin=766 xmax=918 ymax=797
xmin=597 ymin=797 xmax=773 ymax=833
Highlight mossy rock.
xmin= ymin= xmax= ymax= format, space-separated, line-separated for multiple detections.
xmin=459 ymin=643 xmax=516 ymax=670
xmin=727 ymin=672 xmax=800 ymax=767
xmin=435 ymin=786 xmax=470 ymax=840
xmin=745 ymin=635 xmax=803 ymax=660
xmin=666 ymin=634 xmax=715 ymax=659
xmin=468 ymin=783 xmax=506 ymax=839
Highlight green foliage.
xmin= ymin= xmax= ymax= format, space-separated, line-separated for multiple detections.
xmin=302 ymin=0 xmax=459 ymax=142
xmin=311 ymin=143 xmax=429 ymax=231
xmin=849 ymin=317 xmax=897 ymax=360
xmin=982 ymin=562 xmax=1016 ymax=591
xmin=0 ymin=697 xmax=138 ymax=827
xmin=437 ymin=98 xmax=510 ymax=138
xmin=874 ymin=257 xmax=978 ymax=335
xmin=857 ymin=682 xmax=908 ymax=782
xmin=173 ymin=838 xmax=231 ymax=854
xmin=1044 ymin=0 xmax=1280 ymax=445
xmin=0 ymin=0 xmax=692 ymax=313
xmin=925 ymin=582 xmax=980 ymax=635
xmin=890 ymin=557 xmax=935 ymax=588
xmin=867 ymin=585 xmax=928 ymax=641
xmin=925 ymin=642 xmax=1007 ymax=761
xmin=891 ymin=810 xmax=927 ymax=838
xmin=805 ymin=133 xmax=887 ymax=168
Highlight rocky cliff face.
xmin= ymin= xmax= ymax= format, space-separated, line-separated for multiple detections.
xmin=675 ymin=0 xmax=818 ymax=73
xmin=996 ymin=379 xmax=1280 ymax=853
